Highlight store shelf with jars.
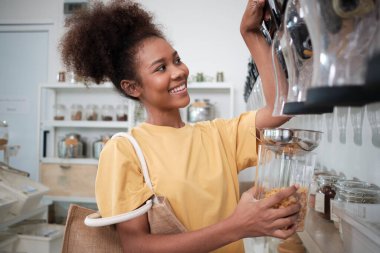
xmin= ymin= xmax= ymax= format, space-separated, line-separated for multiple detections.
xmin=38 ymin=82 xmax=134 ymax=165
xmin=183 ymin=82 xmax=234 ymax=123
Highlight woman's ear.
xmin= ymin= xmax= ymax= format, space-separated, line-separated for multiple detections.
xmin=120 ymin=80 xmax=141 ymax=98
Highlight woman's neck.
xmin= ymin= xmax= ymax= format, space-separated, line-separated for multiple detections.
xmin=145 ymin=107 xmax=185 ymax=128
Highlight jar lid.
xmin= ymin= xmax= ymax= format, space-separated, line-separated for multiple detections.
xmin=335 ymin=180 xmax=380 ymax=203
xmin=317 ymin=175 xmax=342 ymax=185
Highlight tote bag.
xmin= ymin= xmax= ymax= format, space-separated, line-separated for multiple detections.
xmin=62 ymin=133 xmax=187 ymax=252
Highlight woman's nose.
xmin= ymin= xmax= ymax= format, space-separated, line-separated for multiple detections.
xmin=171 ymin=66 xmax=187 ymax=80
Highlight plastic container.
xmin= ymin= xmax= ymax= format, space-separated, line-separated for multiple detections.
xmin=10 ymin=223 xmax=64 ymax=253
xmin=0 ymin=169 xmax=49 ymax=216
xmin=0 ymin=185 xmax=18 ymax=221
xmin=0 ymin=232 xmax=18 ymax=253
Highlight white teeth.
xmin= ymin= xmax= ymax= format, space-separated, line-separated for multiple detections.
xmin=169 ymin=84 xmax=186 ymax=94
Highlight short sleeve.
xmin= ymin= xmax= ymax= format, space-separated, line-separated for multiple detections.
xmin=214 ymin=111 xmax=259 ymax=172
xmin=95 ymin=137 xmax=154 ymax=217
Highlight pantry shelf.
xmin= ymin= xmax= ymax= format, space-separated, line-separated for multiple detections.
xmin=298 ymin=209 xmax=344 ymax=253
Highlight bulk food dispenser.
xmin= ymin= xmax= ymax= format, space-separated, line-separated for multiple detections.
xmin=272 ymin=0 xmax=334 ymax=116
xmin=302 ymin=0 xmax=380 ymax=107
xmin=255 ymin=128 xmax=322 ymax=231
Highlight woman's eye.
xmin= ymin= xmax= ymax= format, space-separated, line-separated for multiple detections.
xmin=175 ymin=57 xmax=181 ymax=64
xmin=156 ymin=65 xmax=166 ymax=72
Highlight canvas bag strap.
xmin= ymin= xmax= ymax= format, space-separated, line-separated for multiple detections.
xmin=84 ymin=132 xmax=156 ymax=227
xmin=111 ymin=132 xmax=154 ymax=191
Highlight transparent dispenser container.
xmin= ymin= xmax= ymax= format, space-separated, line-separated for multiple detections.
xmin=272 ymin=20 xmax=290 ymax=116
xmin=255 ymin=128 xmax=322 ymax=231
xmin=302 ymin=0 xmax=379 ymax=107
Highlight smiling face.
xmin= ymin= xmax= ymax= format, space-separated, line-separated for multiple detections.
xmin=133 ymin=37 xmax=190 ymax=113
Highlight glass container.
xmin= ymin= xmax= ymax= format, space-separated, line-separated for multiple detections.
xmin=93 ymin=135 xmax=111 ymax=159
xmin=70 ymin=104 xmax=83 ymax=121
xmin=272 ymin=22 xmax=289 ymax=116
xmin=315 ymin=175 xmax=342 ymax=220
xmin=116 ymin=104 xmax=128 ymax=121
xmin=334 ymin=180 xmax=380 ymax=204
xmin=302 ymin=0 xmax=379 ymax=107
xmin=53 ymin=104 xmax=66 ymax=121
xmin=58 ymin=133 xmax=84 ymax=158
xmin=101 ymin=105 xmax=114 ymax=121
xmin=255 ymin=128 xmax=321 ymax=231
xmin=85 ymin=104 xmax=99 ymax=121
xmin=0 ymin=121 xmax=9 ymax=146
xmin=187 ymin=99 xmax=216 ymax=123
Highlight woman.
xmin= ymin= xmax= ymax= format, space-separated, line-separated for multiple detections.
xmin=60 ymin=0 xmax=299 ymax=252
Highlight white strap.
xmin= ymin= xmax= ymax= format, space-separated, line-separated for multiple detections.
xmin=84 ymin=199 xmax=152 ymax=227
xmin=111 ymin=132 xmax=154 ymax=190
xmin=84 ymin=132 xmax=155 ymax=227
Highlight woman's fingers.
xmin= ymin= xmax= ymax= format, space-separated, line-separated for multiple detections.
xmin=272 ymin=225 xmax=298 ymax=239
xmin=270 ymin=213 xmax=299 ymax=231
xmin=262 ymin=185 xmax=299 ymax=208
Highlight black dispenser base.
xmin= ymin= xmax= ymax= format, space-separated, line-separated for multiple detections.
xmin=306 ymin=85 xmax=380 ymax=107
xmin=283 ymin=101 xmax=334 ymax=115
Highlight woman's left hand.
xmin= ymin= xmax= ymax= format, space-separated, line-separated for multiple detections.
xmin=240 ymin=0 xmax=269 ymax=35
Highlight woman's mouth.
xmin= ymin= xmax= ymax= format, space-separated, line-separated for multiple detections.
xmin=168 ymin=83 xmax=187 ymax=95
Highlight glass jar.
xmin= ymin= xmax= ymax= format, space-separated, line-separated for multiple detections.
xmin=85 ymin=104 xmax=98 ymax=121
xmin=0 ymin=120 xmax=9 ymax=146
xmin=116 ymin=104 xmax=128 ymax=121
xmin=255 ymin=141 xmax=317 ymax=231
xmin=315 ymin=175 xmax=342 ymax=220
xmin=92 ymin=135 xmax=111 ymax=159
xmin=101 ymin=105 xmax=114 ymax=121
xmin=53 ymin=104 xmax=66 ymax=121
xmin=70 ymin=104 xmax=83 ymax=121
xmin=58 ymin=133 xmax=84 ymax=158
xmin=334 ymin=180 xmax=380 ymax=204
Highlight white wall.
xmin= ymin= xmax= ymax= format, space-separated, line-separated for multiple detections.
xmin=0 ymin=0 xmax=250 ymax=115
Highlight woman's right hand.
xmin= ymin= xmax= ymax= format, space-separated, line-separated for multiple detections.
xmin=230 ymin=185 xmax=301 ymax=239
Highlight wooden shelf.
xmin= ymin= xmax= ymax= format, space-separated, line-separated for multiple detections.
xmin=298 ymin=208 xmax=344 ymax=253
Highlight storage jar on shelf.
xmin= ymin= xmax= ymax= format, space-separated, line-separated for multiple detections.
xmin=70 ymin=104 xmax=83 ymax=121
xmin=85 ymin=104 xmax=99 ymax=121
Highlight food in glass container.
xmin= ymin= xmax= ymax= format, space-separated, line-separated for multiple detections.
xmin=263 ymin=186 xmax=309 ymax=231
xmin=255 ymin=140 xmax=316 ymax=232
xmin=53 ymin=104 xmax=66 ymax=120
xmin=70 ymin=104 xmax=83 ymax=121
xmin=315 ymin=175 xmax=342 ymax=220
xmin=116 ymin=104 xmax=128 ymax=121
xmin=101 ymin=105 xmax=114 ymax=121
xmin=85 ymin=104 xmax=98 ymax=121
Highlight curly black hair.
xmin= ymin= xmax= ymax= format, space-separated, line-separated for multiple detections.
xmin=60 ymin=0 xmax=165 ymax=100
